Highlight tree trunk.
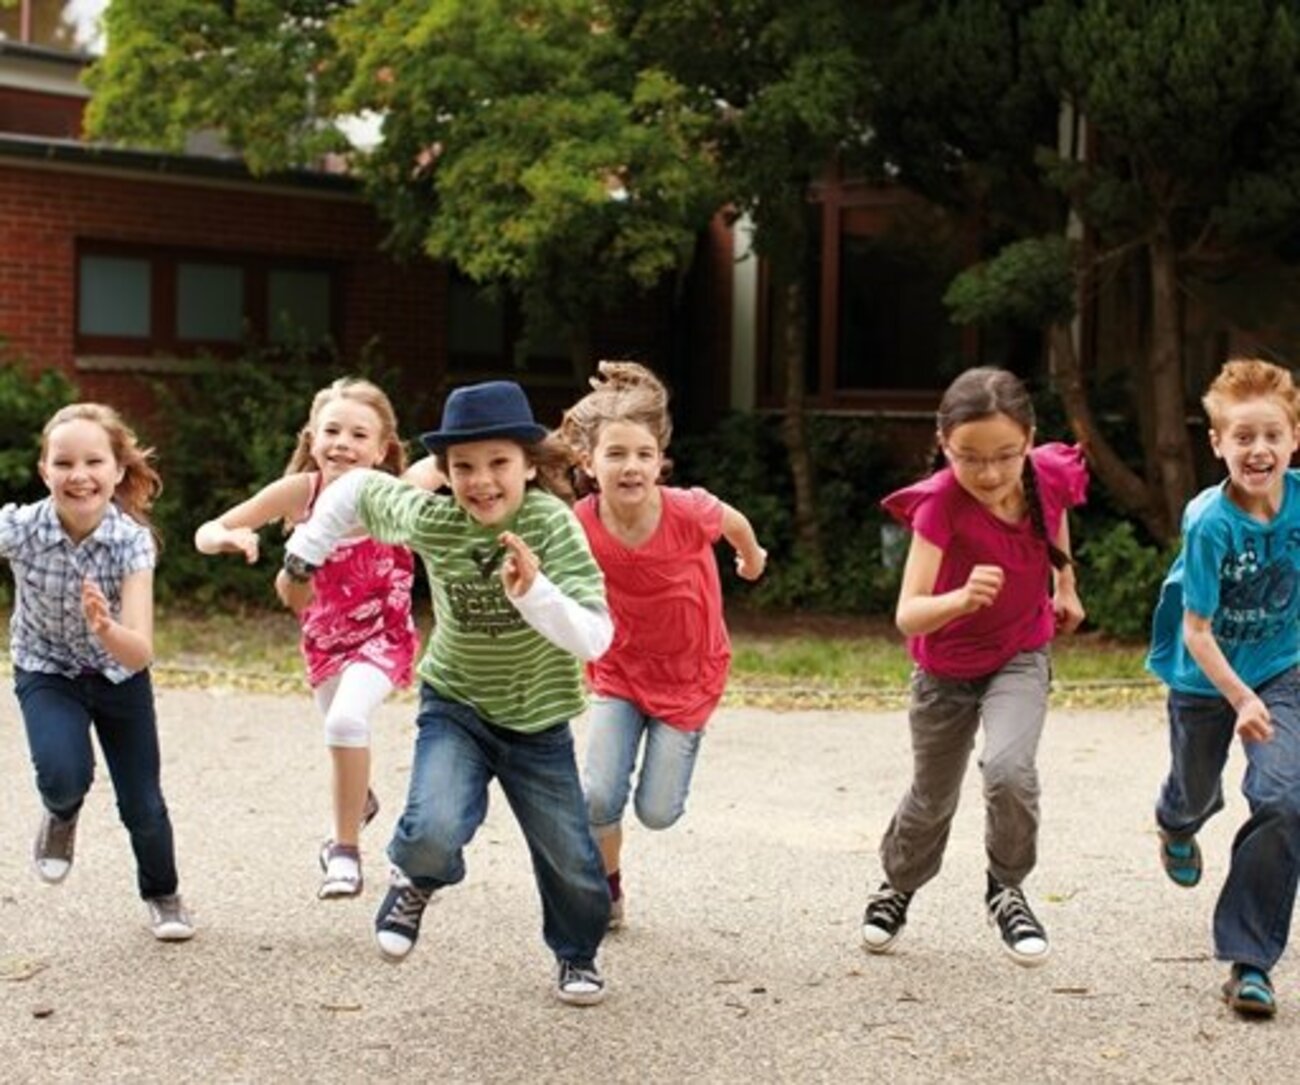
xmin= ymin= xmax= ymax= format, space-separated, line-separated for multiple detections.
xmin=779 ymin=280 xmax=822 ymax=568
xmin=1048 ymin=322 xmax=1173 ymax=542
xmin=1146 ymin=231 xmax=1198 ymax=537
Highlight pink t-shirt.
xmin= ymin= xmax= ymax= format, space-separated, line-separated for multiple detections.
xmin=296 ymin=474 xmax=420 ymax=689
xmin=881 ymin=442 xmax=1088 ymax=680
xmin=576 ymin=487 xmax=729 ymax=730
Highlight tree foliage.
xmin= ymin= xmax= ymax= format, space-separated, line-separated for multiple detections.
xmin=866 ymin=0 xmax=1300 ymax=542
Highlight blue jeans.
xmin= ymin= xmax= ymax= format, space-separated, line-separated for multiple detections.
xmin=584 ymin=695 xmax=704 ymax=836
xmin=391 ymin=685 xmax=609 ymax=964
xmin=1157 ymin=667 xmax=1300 ymax=971
xmin=14 ymin=667 xmax=178 ymax=900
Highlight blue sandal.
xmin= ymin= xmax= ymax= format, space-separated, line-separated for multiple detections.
xmin=1158 ymin=828 xmax=1202 ymax=888
xmin=1223 ymin=964 xmax=1277 ymax=1018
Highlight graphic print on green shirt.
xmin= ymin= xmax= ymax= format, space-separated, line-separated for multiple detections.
xmin=357 ymin=476 xmax=606 ymax=732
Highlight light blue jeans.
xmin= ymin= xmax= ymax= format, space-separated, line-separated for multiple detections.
xmin=1156 ymin=667 xmax=1300 ymax=972
xmin=584 ymin=695 xmax=704 ymax=837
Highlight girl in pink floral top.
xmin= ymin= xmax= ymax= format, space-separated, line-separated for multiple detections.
xmin=195 ymin=378 xmax=425 ymax=899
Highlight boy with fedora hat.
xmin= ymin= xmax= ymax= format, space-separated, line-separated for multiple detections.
xmin=283 ymin=379 xmax=615 ymax=1005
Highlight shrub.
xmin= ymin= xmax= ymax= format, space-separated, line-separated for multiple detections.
xmin=672 ymin=412 xmax=913 ymax=614
xmin=0 ymin=352 xmax=77 ymax=499
xmin=1076 ymin=519 xmax=1175 ymax=641
xmin=147 ymin=345 xmax=410 ymax=605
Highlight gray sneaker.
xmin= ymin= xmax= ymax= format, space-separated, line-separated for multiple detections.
xmin=33 ymin=809 xmax=79 ymax=884
xmin=147 ymin=894 xmax=195 ymax=942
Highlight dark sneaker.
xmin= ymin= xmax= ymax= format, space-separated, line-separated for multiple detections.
xmin=987 ymin=879 xmax=1049 ymax=966
xmin=1159 ymin=828 xmax=1202 ymax=888
xmin=861 ymin=882 xmax=913 ymax=953
xmin=556 ymin=959 xmax=607 ymax=1006
xmin=147 ymin=894 xmax=195 ymax=942
xmin=374 ymin=876 xmax=434 ymax=962
xmin=318 ymin=843 xmax=363 ymax=900
xmin=1223 ymin=964 xmax=1277 ymax=1018
xmin=33 ymin=809 xmax=79 ymax=884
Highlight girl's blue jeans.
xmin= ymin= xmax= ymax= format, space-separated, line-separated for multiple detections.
xmin=1157 ymin=666 xmax=1300 ymax=971
xmin=583 ymin=695 xmax=704 ymax=837
xmin=14 ymin=667 xmax=179 ymax=900
xmin=390 ymin=684 xmax=609 ymax=965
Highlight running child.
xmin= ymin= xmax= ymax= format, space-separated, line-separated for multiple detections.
xmin=558 ymin=360 xmax=766 ymax=927
xmin=861 ymin=366 xmax=1087 ymax=966
xmin=2 ymin=403 xmax=193 ymax=940
xmin=195 ymin=377 xmax=419 ymax=899
xmin=281 ymin=379 xmax=615 ymax=1005
xmin=1148 ymin=358 xmax=1300 ymax=1018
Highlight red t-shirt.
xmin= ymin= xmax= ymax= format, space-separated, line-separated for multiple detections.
xmin=881 ymin=443 xmax=1089 ymax=680
xmin=576 ymin=487 xmax=729 ymax=730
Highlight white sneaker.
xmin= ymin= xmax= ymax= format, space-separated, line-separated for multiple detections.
xmin=147 ymin=894 xmax=195 ymax=942
xmin=33 ymin=810 xmax=79 ymax=885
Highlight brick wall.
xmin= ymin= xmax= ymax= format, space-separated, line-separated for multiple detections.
xmin=0 ymin=157 xmax=443 ymax=419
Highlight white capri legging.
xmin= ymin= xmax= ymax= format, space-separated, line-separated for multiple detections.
xmin=312 ymin=662 xmax=394 ymax=749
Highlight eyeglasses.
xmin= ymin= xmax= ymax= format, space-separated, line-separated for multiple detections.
xmin=944 ymin=446 xmax=1028 ymax=472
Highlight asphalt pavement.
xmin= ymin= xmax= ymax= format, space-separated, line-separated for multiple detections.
xmin=0 ymin=684 xmax=1293 ymax=1083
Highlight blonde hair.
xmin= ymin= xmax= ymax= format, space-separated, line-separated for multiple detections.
xmin=40 ymin=402 xmax=163 ymax=541
xmin=284 ymin=377 xmax=408 ymax=478
xmin=1202 ymin=358 xmax=1300 ymax=430
xmin=557 ymin=361 xmax=672 ymax=494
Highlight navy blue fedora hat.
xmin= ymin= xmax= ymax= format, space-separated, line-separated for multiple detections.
xmin=420 ymin=380 xmax=548 ymax=452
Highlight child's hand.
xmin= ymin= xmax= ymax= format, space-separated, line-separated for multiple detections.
xmin=1235 ymin=694 xmax=1274 ymax=744
xmin=960 ymin=564 xmax=1004 ymax=613
xmin=81 ymin=579 xmax=112 ymax=636
xmin=224 ymin=526 xmax=261 ymax=564
xmin=736 ymin=546 xmax=767 ymax=581
xmin=499 ymin=531 xmax=539 ymax=597
xmin=1053 ymin=586 xmax=1086 ymax=634
xmin=275 ymin=568 xmax=314 ymax=614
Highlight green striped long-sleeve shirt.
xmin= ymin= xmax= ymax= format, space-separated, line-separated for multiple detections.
xmin=358 ymin=475 xmax=606 ymax=731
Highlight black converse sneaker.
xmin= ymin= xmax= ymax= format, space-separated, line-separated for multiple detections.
xmin=374 ymin=873 xmax=434 ymax=962
xmin=986 ymin=877 xmax=1049 ymax=966
xmin=861 ymin=882 xmax=914 ymax=953
xmin=556 ymin=959 xmax=607 ymax=1006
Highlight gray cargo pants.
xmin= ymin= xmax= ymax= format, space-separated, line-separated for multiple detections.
xmin=879 ymin=648 xmax=1050 ymax=892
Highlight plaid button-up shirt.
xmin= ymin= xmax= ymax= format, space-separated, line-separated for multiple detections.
xmin=0 ymin=498 xmax=155 ymax=683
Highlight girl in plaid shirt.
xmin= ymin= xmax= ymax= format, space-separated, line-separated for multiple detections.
xmin=1 ymin=403 xmax=192 ymax=941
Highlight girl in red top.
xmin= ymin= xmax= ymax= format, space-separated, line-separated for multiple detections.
xmin=861 ymin=367 xmax=1087 ymax=967
xmin=559 ymin=362 xmax=767 ymax=927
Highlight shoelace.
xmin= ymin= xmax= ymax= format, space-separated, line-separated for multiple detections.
xmin=387 ymin=886 xmax=433 ymax=930
xmin=41 ymin=816 xmax=75 ymax=857
xmin=560 ymin=961 xmax=600 ymax=989
xmin=866 ymin=887 xmax=911 ymax=924
xmin=988 ymin=886 xmax=1043 ymax=938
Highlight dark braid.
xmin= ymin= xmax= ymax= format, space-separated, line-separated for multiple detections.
xmin=1022 ymin=456 xmax=1071 ymax=570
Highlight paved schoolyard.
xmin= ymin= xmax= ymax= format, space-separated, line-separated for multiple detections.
xmin=0 ymin=684 xmax=1293 ymax=1083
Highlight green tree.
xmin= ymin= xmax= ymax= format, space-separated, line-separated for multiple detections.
xmin=87 ymin=1 xmax=721 ymax=371
xmin=616 ymin=1 xmax=873 ymax=569
xmin=868 ymin=0 xmax=1300 ymax=543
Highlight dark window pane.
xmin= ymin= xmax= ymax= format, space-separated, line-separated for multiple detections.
xmin=836 ymin=233 xmax=960 ymax=391
xmin=177 ymin=263 xmax=243 ymax=342
xmin=78 ymin=254 xmax=150 ymax=337
xmin=268 ymin=269 xmax=331 ymax=346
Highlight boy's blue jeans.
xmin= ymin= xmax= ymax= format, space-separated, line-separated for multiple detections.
xmin=584 ymin=695 xmax=704 ymax=837
xmin=391 ymin=684 xmax=609 ymax=965
xmin=1157 ymin=667 xmax=1300 ymax=971
xmin=14 ymin=667 xmax=179 ymax=900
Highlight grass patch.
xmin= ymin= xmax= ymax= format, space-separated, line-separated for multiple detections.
xmin=6 ymin=604 xmax=1157 ymax=708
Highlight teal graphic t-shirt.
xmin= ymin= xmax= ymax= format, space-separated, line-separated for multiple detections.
xmin=1147 ymin=470 xmax=1300 ymax=695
